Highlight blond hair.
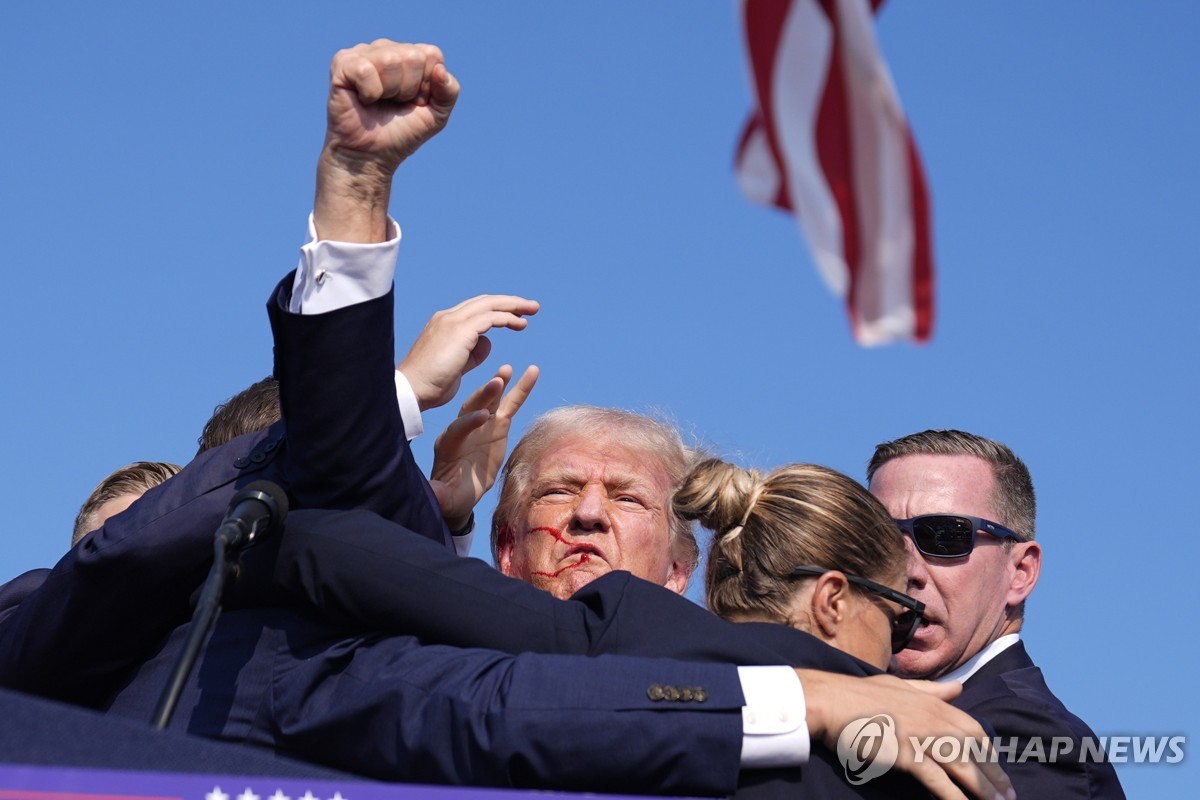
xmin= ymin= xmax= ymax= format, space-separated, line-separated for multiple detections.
xmin=674 ymin=459 xmax=905 ymax=623
xmin=73 ymin=461 xmax=183 ymax=545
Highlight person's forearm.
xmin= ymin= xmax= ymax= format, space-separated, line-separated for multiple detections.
xmin=312 ymin=148 xmax=393 ymax=243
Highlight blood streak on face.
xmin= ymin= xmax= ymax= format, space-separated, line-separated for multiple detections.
xmin=531 ymin=526 xmax=568 ymax=544
xmin=532 ymin=553 xmax=592 ymax=578
xmin=526 ymin=526 xmax=593 ymax=578
xmin=495 ymin=434 xmax=687 ymax=600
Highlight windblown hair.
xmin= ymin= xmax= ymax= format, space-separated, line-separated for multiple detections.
xmin=867 ymin=429 xmax=1037 ymax=540
xmin=197 ymin=376 xmax=281 ymax=455
xmin=72 ymin=461 xmax=183 ymax=545
xmin=491 ymin=405 xmax=702 ymax=576
xmin=674 ymin=459 xmax=906 ymax=624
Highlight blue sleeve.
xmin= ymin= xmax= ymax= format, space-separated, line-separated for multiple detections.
xmin=271 ymin=633 xmax=747 ymax=795
xmin=234 ymin=507 xmax=871 ymax=674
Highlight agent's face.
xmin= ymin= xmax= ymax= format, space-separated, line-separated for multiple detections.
xmin=870 ymin=453 xmax=1020 ymax=678
xmin=498 ymin=434 xmax=689 ymax=600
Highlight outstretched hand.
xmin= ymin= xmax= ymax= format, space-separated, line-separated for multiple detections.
xmin=398 ymin=294 xmax=539 ymax=412
xmin=797 ymin=670 xmax=1014 ymax=800
xmin=430 ymin=365 xmax=540 ymax=531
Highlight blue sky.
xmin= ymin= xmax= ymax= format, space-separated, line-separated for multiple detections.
xmin=2 ymin=2 xmax=1196 ymax=794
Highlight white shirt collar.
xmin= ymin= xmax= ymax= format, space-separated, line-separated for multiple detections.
xmin=937 ymin=633 xmax=1021 ymax=684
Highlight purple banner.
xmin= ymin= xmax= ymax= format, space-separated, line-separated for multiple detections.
xmin=0 ymin=764 xmax=668 ymax=800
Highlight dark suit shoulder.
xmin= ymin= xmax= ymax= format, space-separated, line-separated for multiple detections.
xmin=958 ymin=642 xmax=1126 ymax=800
xmin=0 ymin=569 xmax=49 ymax=616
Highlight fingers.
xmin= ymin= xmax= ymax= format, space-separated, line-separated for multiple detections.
xmin=427 ymin=62 xmax=461 ymax=119
xmin=801 ymin=671 xmax=1012 ymax=800
xmin=939 ymin=746 xmax=1013 ymax=800
xmin=435 ymin=408 xmax=491 ymax=456
xmin=371 ymin=40 xmax=443 ymax=103
xmin=455 ymin=365 xmax=536 ymax=421
xmin=332 ymin=40 xmax=448 ymax=107
xmin=399 ymin=295 xmax=538 ymax=412
xmin=902 ymin=678 xmax=963 ymax=702
xmin=497 ymin=365 xmax=539 ymax=419
xmin=441 ymin=294 xmax=541 ymax=331
xmin=464 ymin=336 xmax=493 ymax=375
xmin=458 ymin=369 xmax=511 ymax=415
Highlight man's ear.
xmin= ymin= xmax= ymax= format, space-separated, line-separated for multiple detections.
xmin=809 ymin=571 xmax=851 ymax=640
xmin=495 ymin=522 xmax=516 ymax=577
xmin=1006 ymin=540 xmax=1042 ymax=607
xmin=663 ymin=559 xmax=692 ymax=596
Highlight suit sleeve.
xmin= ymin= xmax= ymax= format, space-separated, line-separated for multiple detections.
xmin=234 ymin=507 xmax=873 ymax=674
xmin=272 ymin=635 xmax=748 ymax=795
xmin=267 ymin=274 xmax=450 ymax=546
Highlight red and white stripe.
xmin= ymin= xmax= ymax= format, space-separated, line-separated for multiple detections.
xmin=735 ymin=0 xmax=934 ymax=344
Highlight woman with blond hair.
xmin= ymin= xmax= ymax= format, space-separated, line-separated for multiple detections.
xmin=674 ymin=458 xmax=924 ymax=671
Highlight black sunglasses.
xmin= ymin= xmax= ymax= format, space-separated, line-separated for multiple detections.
xmin=896 ymin=514 xmax=1026 ymax=559
xmin=789 ymin=565 xmax=926 ymax=653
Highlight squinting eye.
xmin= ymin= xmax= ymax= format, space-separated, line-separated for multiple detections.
xmin=615 ymin=495 xmax=644 ymax=506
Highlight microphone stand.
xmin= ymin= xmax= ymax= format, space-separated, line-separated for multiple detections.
xmin=151 ymin=482 xmax=286 ymax=730
xmin=150 ymin=529 xmax=239 ymax=730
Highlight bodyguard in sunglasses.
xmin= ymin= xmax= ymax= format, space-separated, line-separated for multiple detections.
xmin=868 ymin=429 xmax=1125 ymax=799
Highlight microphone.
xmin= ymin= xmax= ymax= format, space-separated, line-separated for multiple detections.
xmin=214 ymin=480 xmax=289 ymax=551
xmin=152 ymin=480 xmax=288 ymax=729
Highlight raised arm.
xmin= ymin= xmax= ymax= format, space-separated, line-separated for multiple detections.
xmin=314 ymin=40 xmax=459 ymax=244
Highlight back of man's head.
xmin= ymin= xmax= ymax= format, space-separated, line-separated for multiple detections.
xmin=867 ymin=429 xmax=1036 ymax=540
xmin=196 ymin=376 xmax=281 ymax=456
xmin=73 ymin=461 xmax=183 ymax=545
xmin=491 ymin=405 xmax=702 ymax=597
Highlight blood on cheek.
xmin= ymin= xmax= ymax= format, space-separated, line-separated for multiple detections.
xmin=527 ymin=526 xmax=592 ymax=578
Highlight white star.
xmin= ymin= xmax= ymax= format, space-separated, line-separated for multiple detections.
xmin=237 ymin=790 xmax=261 ymax=800
xmin=330 ymin=793 xmax=348 ymax=800
xmin=268 ymin=791 xmax=290 ymax=800
xmin=299 ymin=792 xmax=319 ymax=800
xmin=206 ymin=788 xmax=230 ymax=800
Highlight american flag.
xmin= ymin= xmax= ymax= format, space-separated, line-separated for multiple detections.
xmin=735 ymin=0 xmax=934 ymax=344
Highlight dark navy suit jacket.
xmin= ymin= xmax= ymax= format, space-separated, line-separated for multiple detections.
xmin=0 ymin=276 xmax=449 ymax=705
xmin=108 ymin=506 xmax=930 ymax=797
xmin=226 ymin=507 xmax=933 ymax=797
xmin=954 ymin=641 xmax=1125 ymax=799
xmin=105 ymin=606 xmax=748 ymax=796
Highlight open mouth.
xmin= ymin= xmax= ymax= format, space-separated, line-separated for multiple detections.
xmin=566 ymin=542 xmax=603 ymax=559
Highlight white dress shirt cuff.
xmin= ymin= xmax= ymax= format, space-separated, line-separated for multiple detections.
xmin=393 ymin=370 xmax=424 ymax=441
xmin=738 ymin=666 xmax=810 ymax=768
xmin=452 ymin=528 xmax=476 ymax=557
xmin=290 ymin=214 xmax=401 ymax=315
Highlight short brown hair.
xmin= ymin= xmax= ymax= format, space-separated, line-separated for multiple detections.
xmin=197 ymin=376 xmax=281 ymax=455
xmin=490 ymin=406 xmax=702 ymax=577
xmin=73 ymin=461 xmax=183 ymax=545
xmin=867 ymin=429 xmax=1037 ymax=540
xmin=674 ymin=459 xmax=906 ymax=624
